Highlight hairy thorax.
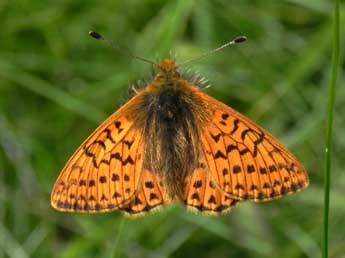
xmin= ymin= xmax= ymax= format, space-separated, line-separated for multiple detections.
xmin=133 ymin=73 xmax=210 ymax=199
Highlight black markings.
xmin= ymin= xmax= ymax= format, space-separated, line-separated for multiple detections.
xmin=210 ymin=133 xmax=221 ymax=143
xmin=134 ymin=197 xmax=142 ymax=205
xmin=270 ymin=191 xmax=279 ymax=198
xmin=84 ymin=204 xmax=91 ymax=210
xmin=257 ymin=192 xmax=266 ymax=200
xmin=73 ymin=203 xmax=82 ymax=210
xmin=298 ymin=181 xmax=305 ymax=188
xmin=99 ymin=159 xmax=110 ymax=166
xmin=284 ymin=177 xmax=290 ymax=182
xmin=78 ymin=195 xmax=86 ymax=201
xmin=124 ymin=174 xmax=130 ymax=181
xmin=281 ymin=186 xmax=289 ymax=195
xmin=84 ymin=146 xmax=95 ymax=158
xmin=112 ymin=192 xmax=122 ymax=198
xmin=191 ymin=193 xmax=200 ymax=201
xmin=145 ymin=181 xmax=154 ymax=189
xmin=278 ymin=163 xmax=285 ymax=170
xmin=208 ymin=195 xmax=217 ymax=204
xmin=88 ymin=195 xmax=96 ymax=201
xmin=69 ymin=194 xmax=75 ymax=199
xmin=215 ymin=205 xmax=229 ymax=212
xmin=230 ymin=119 xmax=240 ymax=134
xmin=223 ymin=182 xmax=230 ymax=187
xmin=149 ymin=193 xmax=158 ymax=201
xmin=253 ymin=146 xmax=258 ymax=157
xmin=241 ymin=128 xmax=254 ymax=140
xmin=79 ymin=180 xmax=86 ymax=186
xmin=243 ymin=194 xmax=254 ymax=200
xmin=235 ymin=183 xmax=244 ymax=190
xmin=254 ymin=133 xmax=265 ymax=146
xmin=233 ymin=165 xmax=242 ymax=174
xmin=247 ymin=165 xmax=255 ymax=173
xmin=214 ymin=150 xmax=227 ymax=160
xmin=222 ymin=113 xmax=229 ymax=120
xmin=287 ymin=163 xmax=296 ymax=172
xmin=124 ymin=140 xmax=134 ymax=149
xmin=291 ymin=183 xmax=299 ymax=191
xmin=110 ymin=153 xmax=135 ymax=165
xmin=259 ymin=167 xmax=267 ymax=174
xmin=99 ymin=176 xmax=107 ymax=183
xmin=112 ymin=173 xmax=120 ymax=181
xmin=209 ymin=181 xmax=216 ymax=189
xmin=250 ymin=184 xmax=258 ymax=191
xmin=226 ymin=144 xmax=237 ymax=153
xmin=103 ymin=129 xmax=116 ymax=143
xmin=115 ymin=121 xmax=121 ymax=129
xmin=125 ymin=188 xmax=131 ymax=193
xmin=193 ymin=180 xmax=203 ymax=188
xmin=263 ymin=182 xmax=271 ymax=189
xmin=95 ymin=203 xmax=102 ymax=210
xmin=114 ymin=121 xmax=123 ymax=134
xmin=112 ymin=153 xmax=121 ymax=160
xmin=222 ymin=168 xmax=229 ymax=175
xmin=89 ymin=180 xmax=96 ymax=187
xmin=239 ymin=148 xmax=249 ymax=155
xmin=62 ymin=202 xmax=71 ymax=209
xmin=92 ymin=159 xmax=98 ymax=168
xmin=273 ymin=180 xmax=281 ymax=187
xmin=269 ymin=165 xmax=277 ymax=173
xmin=220 ymin=121 xmax=227 ymax=126
xmin=101 ymin=194 xmax=108 ymax=201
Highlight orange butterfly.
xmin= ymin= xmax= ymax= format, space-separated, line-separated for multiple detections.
xmin=51 ymin=32 xmax=309 ymax=216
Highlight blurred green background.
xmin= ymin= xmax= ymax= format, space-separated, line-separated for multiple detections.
xmin=0 ymin=1 xmax=344 ymax=258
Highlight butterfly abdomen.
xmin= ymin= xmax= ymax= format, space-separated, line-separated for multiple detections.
xmin=135 ymin=78 xmax=208 ymax=199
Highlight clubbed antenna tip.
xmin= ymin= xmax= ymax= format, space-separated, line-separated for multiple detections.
xmin=233 ymin=36 xmax=247 ymax=44
xmin=89 ymin=31 xmax=103 ymax=40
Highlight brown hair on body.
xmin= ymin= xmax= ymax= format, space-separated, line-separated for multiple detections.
xmin=133 ymin=59 xmax=210 ymax=199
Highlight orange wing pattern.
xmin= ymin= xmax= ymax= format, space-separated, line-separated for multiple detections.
xmin=51 ymin=94 xmax=145 ymax=213
xmin=184 ymin=157 xmax=238 ymax=214
xmin=198 ymin=93 xmax=309 ymax=202
xmin=120 ymin=169 xmax=170 ymax=216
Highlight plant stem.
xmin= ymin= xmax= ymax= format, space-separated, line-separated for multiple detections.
xmin=322 ymin=0 xmax=340 ymax=257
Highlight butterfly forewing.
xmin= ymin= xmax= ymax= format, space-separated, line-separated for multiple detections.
xmin=51 ymin=93 xmax=146 ymax=212
xmin=197 ymin=92 xmax=309 ymax=202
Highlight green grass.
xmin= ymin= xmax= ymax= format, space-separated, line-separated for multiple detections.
xmin=323 ymin=1 xmax=340 ymax=258
xmin=0 ymin=1 xmax=344 ymax=258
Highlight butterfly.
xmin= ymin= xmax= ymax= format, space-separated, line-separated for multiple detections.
xmin=51 ymin=32 xmax=309 ymax=216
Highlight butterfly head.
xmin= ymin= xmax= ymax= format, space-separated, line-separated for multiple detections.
xmin=156 ymin=59 xmax=180 ymax=80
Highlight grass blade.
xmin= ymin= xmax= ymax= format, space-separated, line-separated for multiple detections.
xmin=322 ymin=0 xmax=340 ymax=257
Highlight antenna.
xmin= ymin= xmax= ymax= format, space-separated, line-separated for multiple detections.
xmin=177 ymin=36 xmax=247 ymax=67
xmin=89 ymin=31 xmax=159 ymax=67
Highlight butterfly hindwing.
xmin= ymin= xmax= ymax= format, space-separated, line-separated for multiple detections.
xmin=198 ymin=92 xmax=309 ymax=202
xmin=184 ymin=157 xmax=238 ymax=214
xmin=120 ymin=169 xmax=170 ymax=216
xmin=51 ymin=93 xmax=145 ymax=212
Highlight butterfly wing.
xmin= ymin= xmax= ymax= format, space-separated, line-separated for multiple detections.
xmin=120 ymin=169 xmax=171 ymax=216
xmin=183 ymin=156 xmax=238 ymax=214
xmin=197 ymin=92 xmax=309 ymax=202
xmin=51 ymin=93 xmax=146 ymax=213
